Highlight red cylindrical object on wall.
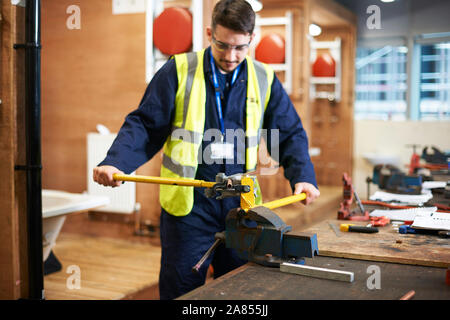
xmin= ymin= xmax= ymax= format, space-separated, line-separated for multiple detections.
xmin=312 ymin=53 xmax=336 ymax=77
xmin=255 ymin=33 xmax=285 ymax=64
xmin=153 ymin=7 xmax=193 ymax=55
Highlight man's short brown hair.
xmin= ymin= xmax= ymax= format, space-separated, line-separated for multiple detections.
xmin=212 ymin=0 xmax=255 ymax=35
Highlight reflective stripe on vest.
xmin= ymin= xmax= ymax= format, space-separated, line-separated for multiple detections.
xmin=245 ymin=56 xmax=274 ymax=172
xmin=160 ymin=49 xmax=274 ymax=216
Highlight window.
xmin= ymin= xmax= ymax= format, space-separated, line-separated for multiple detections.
xmin=355 ymin=46 xmax=408 ymax=120
xmin=419 ymin=42 xmax=450 ymax=120
xmin=355 ymin=33 xmax=450 ymax=121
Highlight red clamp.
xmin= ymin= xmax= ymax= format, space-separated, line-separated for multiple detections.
xmin=369 ymin=216 xmax=390 ymax=227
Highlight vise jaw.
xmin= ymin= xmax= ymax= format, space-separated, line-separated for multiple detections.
xmin=224 ymin=206 xmax=319 ymax=267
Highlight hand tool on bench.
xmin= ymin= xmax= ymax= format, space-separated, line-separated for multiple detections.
xmin=370 ymin=163 xmax=423 ymax=195
xmin=340 ymin=224 xmax=379 ymax=233
xmin=367 ymin=216 xmax=390 ymax=227
xmin=399 ymin=224 xmax=449 ymax=237
xmin=113 ymin=172 xmax=319 ymax=270
xmin=398 ymin=225 xmax=416 ymax=234
xmin=438 ymin=231 xmax=450 ymax=238
xmin=337 ymin=173 xmax=370 ymax=221
xmin=337 ymin=173 xmax=391 ymax=226
xmin=328 ymin=221 xmax=342 ymax=237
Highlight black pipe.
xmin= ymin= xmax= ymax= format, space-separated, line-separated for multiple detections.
xmin=24 ymin=0 xmax=44 ymax=300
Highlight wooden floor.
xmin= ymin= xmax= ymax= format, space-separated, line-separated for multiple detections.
xmin=44 ymin=233 xmax=161 ymax=300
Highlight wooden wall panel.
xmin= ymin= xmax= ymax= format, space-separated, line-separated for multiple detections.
xmin=14 ymin=4 xmax=28 ymax=300
xmin=309 ymin=26 xmax=356 ymax=186
xmin=41 ymin=0 xmax=162 ymax=224
xmin=42 ymin=0 xmax=217 ymax=226
xmin=0 ymin=1 xmax=28 ymax=300
xmin=0 ymin=0 xmax=17 ymax=300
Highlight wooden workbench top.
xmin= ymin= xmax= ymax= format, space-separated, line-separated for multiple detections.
xmin=180 ymin=217 xmax=449 ymax=300
xmin=304 ymin=219 xmax=450 ymax=268
xmin=179 ymin=256 xmax=450 ymax=300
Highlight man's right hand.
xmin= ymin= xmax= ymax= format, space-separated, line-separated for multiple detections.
xmin=93 ymin=165 xmax=124 ymax=187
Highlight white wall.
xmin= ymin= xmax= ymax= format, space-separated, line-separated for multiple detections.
xmin=353 ymin=120 xmax=450 ymax=198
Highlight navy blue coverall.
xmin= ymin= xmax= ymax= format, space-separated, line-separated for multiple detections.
xmin=99 ymin=47 xmax=317 ymax=300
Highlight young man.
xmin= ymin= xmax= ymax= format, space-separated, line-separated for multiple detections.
xmin=93 ymin=0 xmax=319 ymax=299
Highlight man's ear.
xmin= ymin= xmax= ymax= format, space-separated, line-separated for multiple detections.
xmin=206 ymin=27 xmax=212 ymax=42
xmin=250 ymin=32 xmax=256 ymax=43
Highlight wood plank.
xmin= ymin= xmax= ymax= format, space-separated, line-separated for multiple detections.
xmin=13 ymin=3 xmax=29 ymax=298
xmin=280 ymin=262 xmax=354 ymax=282
xmin=44 ymin=233 xmax=161 ymax=300
xmin=305 ymin=219 xmax=450 ymax=268
xmin=0 ymin=0 xmax=27 ymax=299
xmin=0 ymin=0 xmax=16 ymax=300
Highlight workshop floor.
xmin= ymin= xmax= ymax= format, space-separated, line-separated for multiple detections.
xmin=44 ymin=232 xmax=161 ymax=300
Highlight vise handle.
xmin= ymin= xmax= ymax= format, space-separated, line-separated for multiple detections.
xmin=192 ymin=232 xmax=226 ymax=274
xmin=261 ymin=193 xmax=306 ymax=210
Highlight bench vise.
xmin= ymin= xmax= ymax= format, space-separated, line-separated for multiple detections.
xmin=224 ymin=206 xmax=319 ymax=267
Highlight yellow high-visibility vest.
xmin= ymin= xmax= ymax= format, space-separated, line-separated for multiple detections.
xmin=160 ymin=49 xmax=274 ymax=216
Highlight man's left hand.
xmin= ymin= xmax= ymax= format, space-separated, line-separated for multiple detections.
xmin=294 ymin=182 xmax=320 ymax=205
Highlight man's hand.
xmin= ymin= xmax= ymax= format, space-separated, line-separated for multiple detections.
xmin=93 ymin=165 xmax=124 ymax=187
xmin=294 ymin=182 xmax=320 ymax=205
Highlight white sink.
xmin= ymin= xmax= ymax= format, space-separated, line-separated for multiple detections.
xmin=363 ymin=153 xmax=401 ymax=166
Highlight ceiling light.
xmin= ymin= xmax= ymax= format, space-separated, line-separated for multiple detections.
xmin=246 ymin=0 xmax=263 ymax=12
xmin=309 ymin=24 xmax=322 ymax=37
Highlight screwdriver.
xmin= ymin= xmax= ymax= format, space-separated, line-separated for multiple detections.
xmin=340 ymin=224 xmax=379 ymax=233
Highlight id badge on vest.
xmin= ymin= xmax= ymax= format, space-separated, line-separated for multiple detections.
xmin=210 ymin=141 xmax=234 ymax=160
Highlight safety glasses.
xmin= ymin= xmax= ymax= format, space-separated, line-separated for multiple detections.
xmin=212 ymin=35 xmax=251 ymax=52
